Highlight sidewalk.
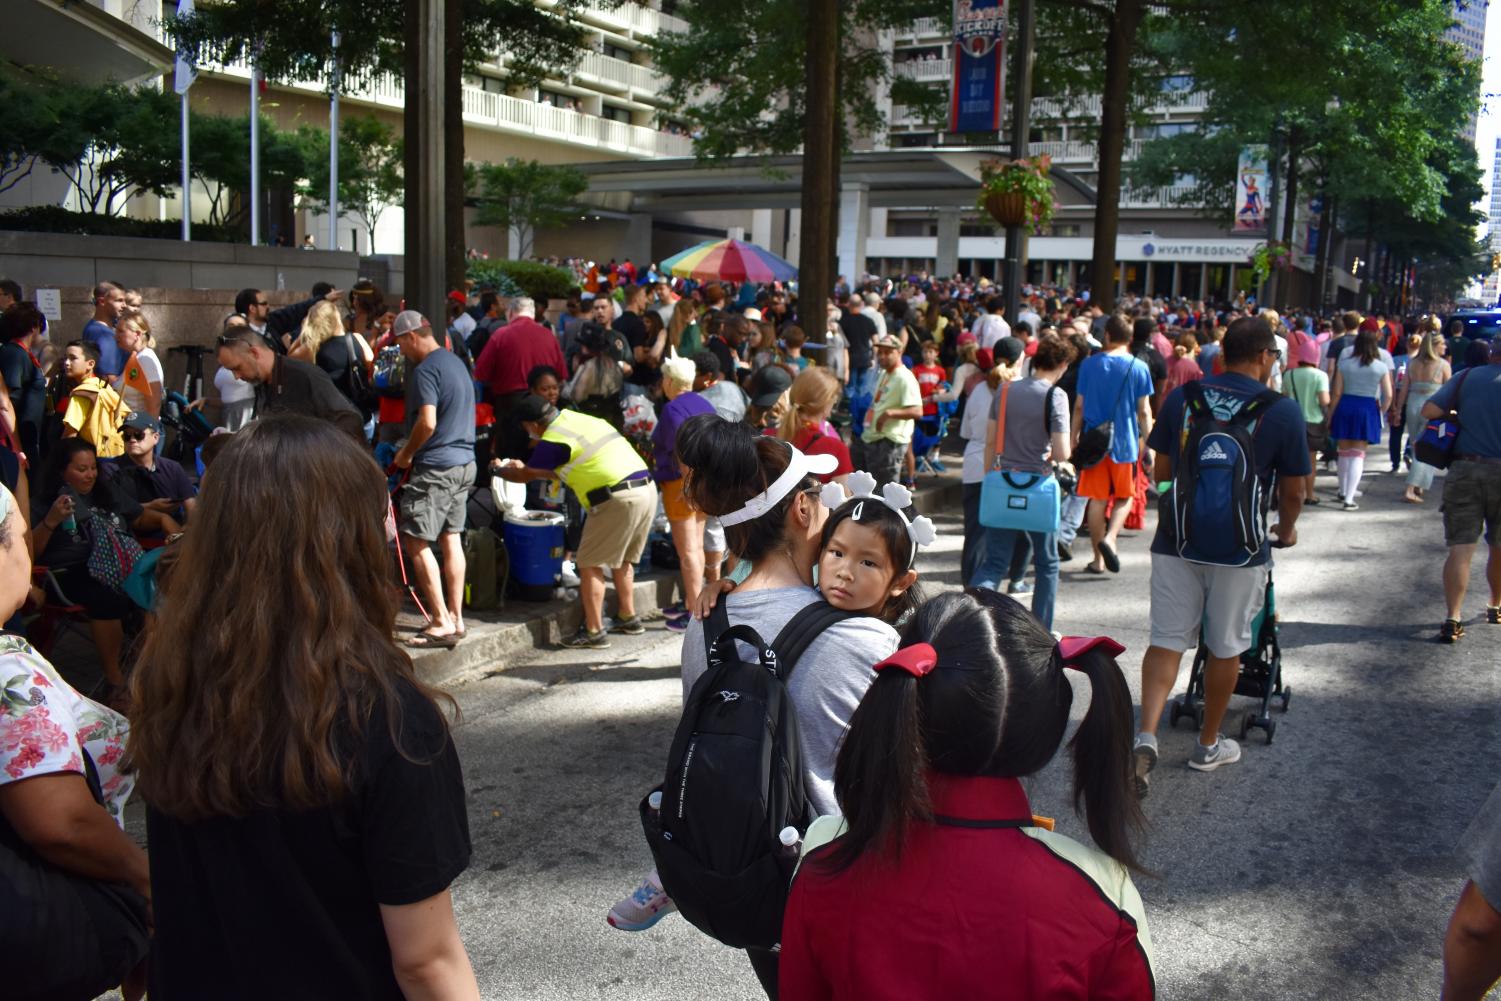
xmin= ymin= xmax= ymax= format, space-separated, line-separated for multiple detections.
xmin=405 ymin=470 xmax=966 ymax=686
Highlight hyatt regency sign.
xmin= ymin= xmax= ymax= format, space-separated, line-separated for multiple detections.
xmin=1134 ymin=239 xmax=1260 ymax=262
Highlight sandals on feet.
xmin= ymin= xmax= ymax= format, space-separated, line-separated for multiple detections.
xmin=407 ymin=630 xmax=460 ymax=649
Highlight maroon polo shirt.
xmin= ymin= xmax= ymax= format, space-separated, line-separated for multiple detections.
xmin=473 ymin=316 xmax=566 ymax=397
xmin=780 ymin=773 xmax=1154 ymax=1001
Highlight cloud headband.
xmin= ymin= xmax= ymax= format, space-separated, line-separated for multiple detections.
xmin=819 ymin=471 xmax=938 ymax=567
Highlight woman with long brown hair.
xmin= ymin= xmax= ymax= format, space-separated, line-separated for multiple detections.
xmin=1394 ymin=320 xmax=1452 ymax=503
xmin=128 ymin=415 xmax=479 ymax=1001
xmin=667 ymin=298 xmax=702 ymax=359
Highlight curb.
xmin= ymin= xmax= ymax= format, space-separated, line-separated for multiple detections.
xmin=407 ymin=472 xmax=965 ymax=686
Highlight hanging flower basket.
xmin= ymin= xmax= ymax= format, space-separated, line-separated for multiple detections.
xmin=976 ymin=155 xmax=1058 ymax=233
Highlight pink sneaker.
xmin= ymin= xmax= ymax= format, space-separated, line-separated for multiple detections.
xmin=607 ymin=874 xmax=677 ymax=931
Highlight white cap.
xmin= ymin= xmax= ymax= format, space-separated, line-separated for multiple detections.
xmin=778 ymin=826 xmax=799 ymax=847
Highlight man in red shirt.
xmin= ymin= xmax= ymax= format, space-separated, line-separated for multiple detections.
xmin=473 ymin=296 xmax=566 ymax=460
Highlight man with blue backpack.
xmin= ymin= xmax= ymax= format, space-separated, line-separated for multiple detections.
xmin=1134 ymin=317 xmax=1309 ymax=793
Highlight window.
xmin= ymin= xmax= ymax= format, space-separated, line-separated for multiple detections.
xmin=895 ymin=133 xmax=939 ymax=148
xmin=1137 ymin=122 xmax=1196 ymax=140
xmin=603 ymin=43 xmax=633 ymax=61
xmin=890 ymin=219 xmax=935 ymax=237
xmin=1160 ymin=74 xmax=1194 ymax=93
xmin=600 ymin=105 xmax=631 ymax=123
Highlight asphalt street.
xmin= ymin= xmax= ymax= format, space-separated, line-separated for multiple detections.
xmin=436 ymin=462 xmax=1501 ymax=1000
xmin=103 ymin=460 xmax=1499 ymax=1000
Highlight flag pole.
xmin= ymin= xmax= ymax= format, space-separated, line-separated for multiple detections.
xmin=250 ymin=56 xmax=260 ymax=246
xmin=181 ymin=93 xmax=190 ymax=241
xmin=329 ymin=30 xmax=341 ymax=252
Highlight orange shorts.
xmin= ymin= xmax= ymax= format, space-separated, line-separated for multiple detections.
xmin=661 ymin=477 xmax=698 ymax=522
xmin=1077 ymin=458 xmax=1135 ymax=501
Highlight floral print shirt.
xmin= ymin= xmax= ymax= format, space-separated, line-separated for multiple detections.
xmin=0 ymin=634 xmax=133 ymax=825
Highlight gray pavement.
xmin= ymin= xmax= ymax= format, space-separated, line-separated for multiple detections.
xmin=103 ymin=461 xmax=1499 ymax=999
xmin=435 ymin=462 xmax=1500 ymax=1000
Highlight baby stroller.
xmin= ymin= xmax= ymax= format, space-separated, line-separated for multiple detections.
xmin=1167 ymin=572 xmax=1291 ymax=744
xmin=913 ymin=385 xmax=957 ymax=475
xmin=159 ymin=390 xmax=216 ymax=467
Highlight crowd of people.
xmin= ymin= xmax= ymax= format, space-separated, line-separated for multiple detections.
xmin=1 ymin=267 xmax=1500 ymax=1000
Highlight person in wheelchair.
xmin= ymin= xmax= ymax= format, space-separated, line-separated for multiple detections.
xmin=100 ymin=413 xmax=196 ymax=533
xmin=30 ymin=439 xmax=180 ymax=707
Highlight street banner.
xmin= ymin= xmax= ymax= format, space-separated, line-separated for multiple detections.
xmin=948 ymin=0 xmax=1007 ymax=134
xmin=1233 ymin=145 xmax=1269 ymax=233
xmin=1296 ymin=193 xmax=1323 ymax=269
xmin=173 ymin=0 xmax=197 ymax=95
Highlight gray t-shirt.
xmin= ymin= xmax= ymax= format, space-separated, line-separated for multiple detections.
xmin=680 ymin=585 xmax=899 ymax=817
xmin=990 ymin=377 xmax=1068 ymax=475
xmin=410 ymin=348 xmax=475 ymax=469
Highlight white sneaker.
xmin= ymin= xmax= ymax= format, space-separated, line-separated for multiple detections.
xmin=559 ymin=559 xmax=581 ymax=588
xmin=1187 ymin=735 xmax=1242 ymax=772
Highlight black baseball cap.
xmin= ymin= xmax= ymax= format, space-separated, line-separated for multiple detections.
xmin=513 ymin=394 xmax=558 ymax=424
xmin=747 ymin=364 xmax=793 ymax=407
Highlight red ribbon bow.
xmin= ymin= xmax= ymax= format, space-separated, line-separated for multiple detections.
xmin=1056 ymin=636 xmax=1125 ymax=671
xmin=873 ymin=643 xmax=939 ymax=679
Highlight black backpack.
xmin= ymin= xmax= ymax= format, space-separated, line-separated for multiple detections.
xmin=1171 ymin=381 xmax=1281 ymax=567
xmin=640 ymin=600 xmax=852 ymax=950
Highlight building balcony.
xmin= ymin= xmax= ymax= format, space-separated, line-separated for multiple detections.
xmin=208 ymin=58 xmax=691 ymax=159
xmin=460 ymin=86 xmax=693 ymax=157
xmin=539 ymin=0 xmax=689 ymax=38
xmin=895 ymin=58 xmax=951 ymax=82
xmin=905 ymin=16 xmax=948 ymax=39
xmin=1119 ymin=184 xmax=1204 ymax=209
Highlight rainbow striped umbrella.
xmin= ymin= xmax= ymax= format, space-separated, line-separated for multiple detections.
xmin=660 ymin=238 xmax=798 ymax=283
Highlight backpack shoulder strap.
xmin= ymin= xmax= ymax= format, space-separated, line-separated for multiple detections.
xmin=1231 ymin=388 xmax=1283 ymax=425
xmin=993 ymin=379 xmax=1011 ymax=462
xmin=770 ymin=601 xmax=856 ymax=681
xmin=1181 ymin=378 xmax=1209 ymax=415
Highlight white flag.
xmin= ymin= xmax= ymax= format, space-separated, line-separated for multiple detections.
xmin=174 ymin=0 xmax=198 ymax=95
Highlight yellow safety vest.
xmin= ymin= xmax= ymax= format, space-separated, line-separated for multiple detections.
xmin=541 ymin=408 xmax=646 ymax=508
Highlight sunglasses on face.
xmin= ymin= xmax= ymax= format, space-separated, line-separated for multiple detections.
xmin=122 ymin=430 xmax=150 ymax=441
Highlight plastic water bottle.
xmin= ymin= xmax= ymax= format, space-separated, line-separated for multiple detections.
xmin=648 ymin=790 xmax=663 ymax=819
xmin=62 ymin=510 xmax=76 ymax=533
xmin=778 ymin=825 xmax=801 ymax=858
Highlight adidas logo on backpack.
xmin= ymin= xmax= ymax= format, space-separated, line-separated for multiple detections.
xmin=1172 ymin=382 xmax=1281 ymax=567
xmin=1199 ymin=441 xmax=1230 ymax=463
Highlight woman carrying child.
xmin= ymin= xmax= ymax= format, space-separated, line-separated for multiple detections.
xmin=609 ymin=415 xmax=935 ymax=998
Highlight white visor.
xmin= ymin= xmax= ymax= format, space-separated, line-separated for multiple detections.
xmin=717 ymin=444 xmax=840 ymax=527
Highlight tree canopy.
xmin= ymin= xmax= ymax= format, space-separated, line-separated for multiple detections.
xmin=297 ymin=115 xmax=404 ymax=253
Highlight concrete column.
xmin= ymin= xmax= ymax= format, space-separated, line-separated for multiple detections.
xmin=935 ymin=207 xmax=961 ymax=277
xmin=1227 ymin=264 xmax=1237 ymax=298
xmin=836 ymin=181 xmax=870 ymax=284
xmin=1144 ymin=261 xmax=1154 ymax=298
xmin=750 ymin=208 xmax=774 ymax=249
xmin=1117 ymin=261 xmax=1127 ymax=300
xmin=728 ymin=225 xmax=746 ymax=241
xmin=1200 ymin=263 xmax=1209 ymax=301
xmin=1171 ymin=262 xmax=1182 ymax=298
xmin=785 ymin=208 xmax=802 ymax=265
xmin=625 ymin=213 xmax=652 ymax=263
xmin=1067 ymin=260 xmax=1078 ymax=289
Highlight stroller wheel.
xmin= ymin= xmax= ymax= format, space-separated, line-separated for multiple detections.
xmin=1238 ymin=713 xmax=1252 ymax=740
xmin=1280 ymin=687 xmax=1292 ymax=712
xmin=1264 ymin=718 xmax=1277 ymax=744
xmin=1168 ymin=702 xmax=1182 ymax=728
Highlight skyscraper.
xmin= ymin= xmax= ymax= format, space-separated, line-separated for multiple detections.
xmin=1448 ymin=0 xmax=1489 ymax=143
xmin=1482 ymin=139 xmax=1501 ymax=303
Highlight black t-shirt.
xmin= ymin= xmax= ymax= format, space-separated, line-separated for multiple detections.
xmin=1132 ymin=344 xmax=1168 ymax=395
xmin=145 ymin=682 xmax=471 ymax=1001
xmin=0 ymin=340 xmax=45 ymax=451
xmin=256 ymin=356 xmax=366 ymax=442
xmin=839 ymin=312 xmax=878 ymax=372
xmin=613 ymin=311 xmax=658 ymax=388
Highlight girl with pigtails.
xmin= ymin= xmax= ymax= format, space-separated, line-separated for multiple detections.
xmin=780 ymin=588 xmax=1156 ymax=1001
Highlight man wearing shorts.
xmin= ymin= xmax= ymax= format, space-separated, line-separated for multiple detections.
xmin=1424 ymin=334 xmax=1501 ymax=643
xmin=856 ymin=333 xmax=922 ymax=489
xmin=494 ymin=395 xmax=657 ymax=649
xmin=392 ymin=310 xmax=477 ymax=649
xmin=1134 ymin=316 xmax=1307 ymax=788
xmin=1072 ymin=313 xmax=1154 ymax=574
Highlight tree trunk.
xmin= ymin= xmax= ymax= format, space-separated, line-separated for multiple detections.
xmin=1361 ymin=202 xmax=1375 ymax=311
xmin=1276 ymin=128 xmax=1299 ymax=311
xmin=403 ymin=0 xmax=420 ymax=304
xmin=1312 ymin=190 xmax=1333 ymax=312
xmin=1087 ymin=0 xmax=1144 ymax=313
xmin=445 ymin=2 xmax=466 ymax=291
xmin=797 ymin=0 xmax=838 ymax=327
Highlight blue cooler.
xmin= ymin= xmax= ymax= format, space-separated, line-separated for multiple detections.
xmin=503 ymin=510 xmax=566 ymax=601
